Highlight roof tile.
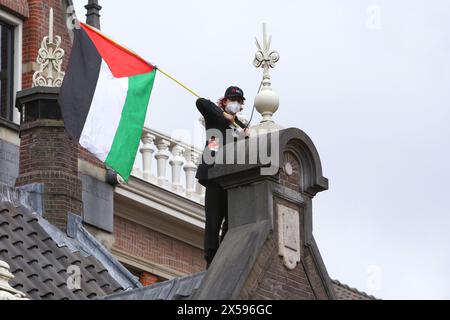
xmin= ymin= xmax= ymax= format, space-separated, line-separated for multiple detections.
xmin=0 ymin=200 xmax=126 ymax=300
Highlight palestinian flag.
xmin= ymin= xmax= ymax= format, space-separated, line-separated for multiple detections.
xmin=59 ymin=22 xmax=156 ymax=181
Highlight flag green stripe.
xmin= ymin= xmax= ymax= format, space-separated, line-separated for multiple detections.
xmin=105 ymin=70 xmax=156 ymax=181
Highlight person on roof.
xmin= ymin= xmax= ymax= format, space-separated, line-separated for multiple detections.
xmin=196 ymin=86 xmax=248 ymax=268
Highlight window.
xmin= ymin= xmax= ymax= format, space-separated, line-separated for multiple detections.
xmin=0 ymin=21 xmax=14 ymax=121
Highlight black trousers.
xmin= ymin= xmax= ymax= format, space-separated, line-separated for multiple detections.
xmin=203 ymin=180 xmax=228 ymax=263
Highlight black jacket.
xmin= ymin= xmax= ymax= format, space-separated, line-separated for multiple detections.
xmin=195 ymin=98 xmax=233 ymax=184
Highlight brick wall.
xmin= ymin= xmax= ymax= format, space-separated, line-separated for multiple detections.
xmin=0 ymin=0 xmax=73 ymax=88
xmin=15 ymin=120 xmax=82 ymax=231
xmin=2 ymin=1 xmax=106 ymax=168
xmin=239 ymin=205 xmax=329 ymax=299
xmin=22 ymin=0 xmax=73 ymax=89
xmin=239 ymin=233 xmax=316 ymax=300
xmin=239 ymin=152 xmax=330 ymax=300
xmin=21 ymin=1 xmax=106 ymax=168
xmin=279 ymin=151 xmax=301 ymax=191
xmin=78 ymin=145 xmax=106 ymax=169
xmin=113 ymin=216 xmax=206 ymax=276
xmin=7 ymin=1 xmax=107 ymax=230
xmin=0 ymin=0 xmax=29 ymax=18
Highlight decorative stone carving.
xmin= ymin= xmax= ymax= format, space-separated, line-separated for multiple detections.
xmin=253 ymin=24 xmax=280 ymax=71
xmin=133 ymin=128 xmax=205 ymax=203
xmin=252 ymin=23 xmax=281 ymax=127
xmin=32 ymin=8 xmax=65 ymax=88
xmin=0 ymin=261 xmax=28 ymax=300
xmin=284 ymin=162 xmax=293 ymax=176
xmin=277 ymin=204 xmax=301 ymax=270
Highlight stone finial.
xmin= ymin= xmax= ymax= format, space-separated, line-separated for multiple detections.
xmin=32 ymin=8 xmax=65 ymax=88
xmin=251 ymin=23 xmax=283 ymax=133
xmin=0 ymin=261 xmax=28 ymax=300
xmin=85 ymin=0 xmax=102 ymax=30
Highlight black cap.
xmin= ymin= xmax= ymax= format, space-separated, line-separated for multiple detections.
xmin=224 ymin=86 xmax=246 ymax=101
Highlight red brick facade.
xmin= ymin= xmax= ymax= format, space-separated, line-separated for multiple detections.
xmin=0 ymin=0 xmax=29 ymax=18
xmin=0 ymin=1 xmax=72 ymax=89
xmin=22 ymin=0 xmax=72 ymax=89
xmin=8 ymin=1 xmax=105 ymax=167
xmin=78 ymin=145 xmax=106 ymax=169
xmin=114 ymin=216 xmax=206 ymax=276
xmin=279 ymin=151 xmax=301 ymax=191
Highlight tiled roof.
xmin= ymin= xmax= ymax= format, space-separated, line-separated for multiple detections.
xmin=332 ymin=280 xmax=378 ymax=300
xmin=101 ymin=272 xmax=206 ymax=300
xmin=104 ymin=273 xmax=378 ymax=301
xmin=0 ymin=200 xmax=125 ymax=300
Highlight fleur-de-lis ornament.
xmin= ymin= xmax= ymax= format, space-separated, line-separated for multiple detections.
xmin=251 ymin=23 xmax=281 ymax=129
xmin=253 ymin=23 xmax=280 ymax=87
xmin=32 ymin=8 xmax=65 ymax=87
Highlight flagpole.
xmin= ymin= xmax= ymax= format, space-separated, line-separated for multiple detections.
xmin=78 ymin=22 xmax=243 ymax=129
xmin=155 ymin=66 xmax=201 ymax=98
xmin=80 ymin=23 xmax=199 ymax=99
xmin=155 ymin=67 xmax=246 ymax=129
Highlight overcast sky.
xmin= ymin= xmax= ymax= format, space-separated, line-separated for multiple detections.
xmin=73 ymin=0 xmax=450 ymax=299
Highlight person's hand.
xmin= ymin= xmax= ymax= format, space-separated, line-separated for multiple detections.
xmin=244 ymin=128 xmax=250 ymax=137
xmin=223 ymin=112 xmax=236 ymax=124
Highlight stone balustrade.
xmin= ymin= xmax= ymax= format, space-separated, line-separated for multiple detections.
xmin=132 ymin=127 xmax=205 ymax=204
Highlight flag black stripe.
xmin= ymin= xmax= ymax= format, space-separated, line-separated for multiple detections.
xmin=59 ymin=27 xmax=102 ymax=141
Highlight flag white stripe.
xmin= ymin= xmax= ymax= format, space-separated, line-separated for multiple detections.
xmin=79 ymin=60 xmax=129 ymax=162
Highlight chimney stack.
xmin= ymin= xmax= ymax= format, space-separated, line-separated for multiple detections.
xmin=13 ymin=8 xmax=82 ymax=233
xmin=14 ymin=87 xmax=82 ymax=233
xmin=85 ymin=0 xmax=102 ymax=30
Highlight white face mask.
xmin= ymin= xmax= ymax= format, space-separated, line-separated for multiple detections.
xmin=225 ymin=101 xmax=241 ymax=115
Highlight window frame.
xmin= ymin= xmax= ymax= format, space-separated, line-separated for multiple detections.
xmin=0 ymin=9 xmax=22 ymax=125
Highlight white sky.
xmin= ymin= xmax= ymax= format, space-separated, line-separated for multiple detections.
xmin=73 ymin=0 xmax=450 ymax=299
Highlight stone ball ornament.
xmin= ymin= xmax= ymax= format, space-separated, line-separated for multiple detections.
xmin=254 ymin=88 xmax=280 ymax=122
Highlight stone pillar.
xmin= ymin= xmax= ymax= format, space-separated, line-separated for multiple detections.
xmin=15 ymin=87 xmax=82 ymax=233
xmin=183 ymin=149 xmax=198 ymax=197
xmin=155 ymin=138 xmax=170 ymax=187
xmin=169 ymin=144 xmax=185 ymax=193
xmin=140 ymin=132 xmax=155 ymax=182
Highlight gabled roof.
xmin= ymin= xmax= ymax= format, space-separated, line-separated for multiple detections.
xmin=0 ymin=186 xmax=140 ymax=300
